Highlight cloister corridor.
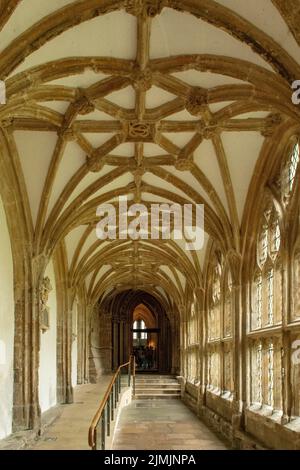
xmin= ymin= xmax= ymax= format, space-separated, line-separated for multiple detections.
xmin=1 ymin=0 xmax=300 ymax=455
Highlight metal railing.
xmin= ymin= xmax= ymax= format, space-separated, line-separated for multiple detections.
xmin=88 ymin=355 xmax=136 ymax=450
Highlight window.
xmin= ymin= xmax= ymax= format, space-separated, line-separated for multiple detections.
xmin=292 ymin=250 xmax=300 ymax=321
xmin=249 ymin=201 xmax=283 ymax=411
xmin=133 ymin=320 xmax=147 ymax=340
xmin=288 ymin=142 xmax=299 ymax=191
xmin=254 ymin=273 xmax=263 ymax=330
xmin=282 ymin=140 xmax=299 ymax=201
xmin=207 ymin=256 xmax=234 ymax=395
xmin=254 ymin=342 xmax=263 ymax=404
xmin=224 ymin=272 xmax=232 ymax=338
xmin=267 ymin=342 xmax=274 ymax=407
xmin=258 ymin=223 xmax=268 ymax=266
xmin=246 ymin=138 xmax=300 ymax=421
xmin=267 ymin=269 xmax=274 ymax=326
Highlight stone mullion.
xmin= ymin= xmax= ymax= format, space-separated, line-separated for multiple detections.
xmin=261 ymin=338 xmax=268 ymax=406
xmin=273 ymin=337 xmax=282 ymax=410
xmin=282 ymin=244 xmax=292 ymax=422
xmin=220 ymin=287 xmax=225 ymax=393
xmin=282 ymin=331 xmax=292 ymax=422
xmin=195 ymin=289 xmax=203 ymax=387
xmin=199 ymin=304 xmax=206 ymax=406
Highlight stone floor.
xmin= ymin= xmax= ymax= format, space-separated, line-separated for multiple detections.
xmin=112 ymin=399 xmax=229 ymax=450
xmin=28 ymin=382 xmax=228 ymax=451
xmin=29 ymin=378 xmax=112 ymax=450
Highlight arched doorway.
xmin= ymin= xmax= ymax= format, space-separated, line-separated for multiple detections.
xmin=90 ymin=290 xmax=176 ymax=376
xmin=132 ymin=304 xmax=159 ymax=372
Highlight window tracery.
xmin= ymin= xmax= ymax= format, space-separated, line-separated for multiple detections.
xmin=247 ymin=139 xmax=300 ymax=415
xmin=207 ymin=256 xmax=234 ymax=395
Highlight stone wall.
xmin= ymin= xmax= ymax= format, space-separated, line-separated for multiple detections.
xmin=182 ymin=381 xmax=300 ymax=450
xmin=0 ymin=197 xmax=14 ymax=439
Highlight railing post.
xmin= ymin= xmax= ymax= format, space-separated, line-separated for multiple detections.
xmin=133 ymin=356 xmax=136 ymax=397
xmin=101 ymin=412 xmax=106 ymax=451
xmin=94 ymin=428 xmax=97 ymax=451
xmin=128 ymin=359 xmax=131 ymax=386
xmin=107 ymin=400 xmax=110 ymax=437
xmin=111 ymin=391 xmax=114 ymax=421
xmin=114 ymin=382 xmax=117 ymax=408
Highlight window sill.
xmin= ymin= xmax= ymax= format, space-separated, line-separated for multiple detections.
xmin=247 ymin=404 xmax=282 ymax=423
xmin=247 ymin=325 xmax=282 ymax=338
xmin=206 ymin=386 xmax=221 ymax=396
xmin=221 ymin=391 xmax=234 ymax=402
xmin=285 ymin=417 xmax=300 ymax=432
xmin=206 ymin=388 xmax=234 ymax=403
xmin=186 ymin=379 xmax=200 ymax=387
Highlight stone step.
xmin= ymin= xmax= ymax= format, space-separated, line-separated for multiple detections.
xmin=135 ymin=382 xmax=180 ymax=388
xmin=135 ymin=388 xmax=181 ymax=395
xmin=135 ymin=375 xmax=175 ymax=379
xmin=133 ymin=374 xmax=181 ymax=400
xmin=135 ymin=383 xmax=180 ymax=389
xmin=135 ymin=378 xmax=178 ymax=382
xmin=134 ymin=393 xmax=180 ymax=399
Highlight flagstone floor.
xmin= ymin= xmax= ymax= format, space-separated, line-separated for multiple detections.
xmin=28 ymin=382 xmax=228 ymax=451
xmin=29 ymin=379 xmax=112 ymax=450
xmin=112 ymin=399 xmax=229 ymax=450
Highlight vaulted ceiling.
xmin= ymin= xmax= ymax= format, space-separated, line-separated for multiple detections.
xmin=1 ymin=0 xmax=300 ymax=309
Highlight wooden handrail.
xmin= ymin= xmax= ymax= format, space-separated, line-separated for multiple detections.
xmin=88 ymin=357 xmax=134 ymax=449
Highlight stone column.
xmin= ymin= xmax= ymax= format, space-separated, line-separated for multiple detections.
xmin=13 ymin=254 xmax=48 ymax=433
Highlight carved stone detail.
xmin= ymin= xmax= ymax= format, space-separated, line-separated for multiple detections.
xmin=261 ymin=113 xmax=283 ymax=137
xmin=86 ymin=153 xmax=105 ymax=172
xmin=40 ymin=277 xmax=53 ymax=333
xmin=125 ymin=120 xmax=155 ymax=142
xmin=1 ymin=117 xmax=14 ymax=128
xmin=132 ymin=66 xmax=152 ymax=91
xmin=76 ymin=92 xmax=95 ymax=115
xmin=185 ymin=88 xmax=208 ymax=116
xmin=125 ymin=0 xmax=164 ymax=17
xmin=175 ymin=157 xmax=194 ymax=171
xmin=129 ymin=121 xmax=151 ymax=138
